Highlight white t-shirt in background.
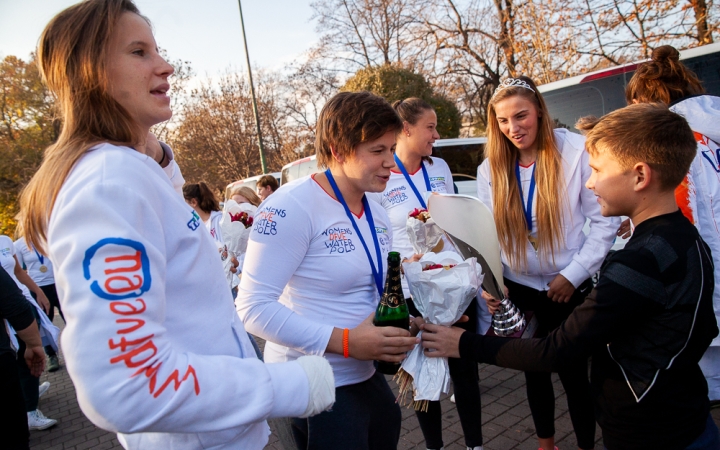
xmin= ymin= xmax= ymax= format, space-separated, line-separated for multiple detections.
xmin=369 ymin=156 xmax=454 ymax=298
xmin=14 ymin=237 xmax=55 ymax=286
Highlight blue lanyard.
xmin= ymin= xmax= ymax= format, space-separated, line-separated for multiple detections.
xmin=324 ymin=169 xmax=384 ymax=298
xmin=394 ymin=154 xmax=431 ymax=209
xmin=515 ymin=162 xmax=536 ymax=231
xmin=32 ymin=247 xmax=44 ymax=265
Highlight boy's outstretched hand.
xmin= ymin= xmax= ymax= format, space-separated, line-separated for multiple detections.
xmin=420 ymin=323 xmax=465 ymax=359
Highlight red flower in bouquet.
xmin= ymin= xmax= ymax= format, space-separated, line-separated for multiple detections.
xmin=229 ymin=211 xmax=253 ymax=228
xmin=422 ymin=263 xmax=457 ymax=271
xmin=409 ymin=208 xmax=431 ymax=223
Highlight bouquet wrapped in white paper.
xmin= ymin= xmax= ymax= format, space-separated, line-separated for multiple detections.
xmin=396 ymin=251 xmax=483 ymax=410
xmin=406 ymin=208 xmax=445 ymax=254
xmin=220 ymin=200 xmax=257 ymax=285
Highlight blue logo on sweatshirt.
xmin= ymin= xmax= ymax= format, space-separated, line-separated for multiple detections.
xmin=83 ymin=238 xmax=151 ymax=300
xmin=187 ymin=211 xmax=201 ymax=231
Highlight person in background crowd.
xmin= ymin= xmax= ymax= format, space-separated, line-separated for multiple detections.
xmin=476 ymin=76 xmax=619 ymax=450
xmin=0 ymin=234 xmax=58 ymax=431
xmin=229 ymin=185 xmax=262 ymax=208
xmin=624 ymin=44 xmax=720 ymax=405
xmin=183 ymin=181 xmax=241 ymax=281
xmin=369 ymin=97 xmax=487 ymax=450
xmin=422 ymin=103 xmax=720 ymax=450
xmin=227 ymin=185 xmax=261 ymax=277
xmin=256 ymin=174 xmax=278 ymax=201
xmin=1 ymin=266 xmax=46 ymax=450
xmin=236 ymin=91 xmax=418 ymax=450
xmin=15 ymin=224 xmax=64 ymax=372
xmin=183 ymin=182 xmax=224 ymax=247
xmin=18 ymin=1 xmax=335 ymax=448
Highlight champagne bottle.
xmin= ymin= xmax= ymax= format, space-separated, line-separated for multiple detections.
xmin=373 ymin=251 xmax=410 ymax=375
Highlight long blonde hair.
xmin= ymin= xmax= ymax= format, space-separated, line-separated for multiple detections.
xmin=20 ymin=0 xmax=144 ymax=253
xmin=486 ymin=76 xmax=565 ymax=271
xmin=229 ymin=186 xmax=261 ymax=207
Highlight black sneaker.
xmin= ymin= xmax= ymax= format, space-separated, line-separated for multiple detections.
xmin=47 ymin=355 xmax=60 ymax=372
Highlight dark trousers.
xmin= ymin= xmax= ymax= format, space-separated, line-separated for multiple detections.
xmin=505 ymin=278 xmax=597 ymax=450
xmin=40 ymin=284 xmax=64 ymax=324
xmin=16 ymin=338 xmax=39 ymax=412
xmin=411 ymin=299 xmax=483 ymax=449
xmin=290 ymin=370 xmax=401 ymax=450
xmin=1 ymin=351 xmax=30 ymax=449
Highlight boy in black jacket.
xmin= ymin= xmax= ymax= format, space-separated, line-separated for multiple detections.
xmin=421 ymin=103 xmax=720 ymax=450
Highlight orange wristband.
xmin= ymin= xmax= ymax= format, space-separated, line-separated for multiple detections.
xmin=342 ymin=328 xmax=350 ymax=358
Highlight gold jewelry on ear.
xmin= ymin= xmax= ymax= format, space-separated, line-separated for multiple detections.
xmin=403 ymin=122 xmax=411 ymax=138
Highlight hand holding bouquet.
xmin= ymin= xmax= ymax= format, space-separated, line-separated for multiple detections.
xmin=406 ymin=208 xmax=445 ymax=254
xmin=396 ymin=252 xmax=483 ymax=410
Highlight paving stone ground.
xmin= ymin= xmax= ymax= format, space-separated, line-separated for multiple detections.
xmin=29 ymin=317 xmax=720 ymax=449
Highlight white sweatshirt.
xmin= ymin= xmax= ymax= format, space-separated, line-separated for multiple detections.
xmin=1 ymin=235 xmax=36 ymax=301
xmin=47 ymin=143 xmax=310 ymax=450
xmin=670 ymin=95 xmax=720 ymax=347
xmin=205 ymin=210 xmax=224 ymax=245
xmin=476 ymin=129 xmax=619 ymax=290
xmin=236 ymin=175 xmax=392 ymax=387
xmin=0 ymin=235 xmax=59 ymax=351
xmin=14 ymin=237 xmax=55 ymax=286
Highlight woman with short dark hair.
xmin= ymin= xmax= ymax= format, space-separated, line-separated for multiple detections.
xmin=237 ymin=91 xmax=417 ymax=450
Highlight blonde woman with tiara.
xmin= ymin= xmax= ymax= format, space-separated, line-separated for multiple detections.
xmin=476 ymin=76 xmax=618 ymax=450
xmin=19 ymin=0 xmax=334 ymax=448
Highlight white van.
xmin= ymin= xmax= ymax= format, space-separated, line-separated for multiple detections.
xmin=279 ymin=138 xmax=487 ymax=195
xmin=225 ymin=172 xmax=280 ymax=200
xmin=281 ymin=155 xmax=320 ymax=185
xmin=431 ymin=137 xmax=486 ymax=196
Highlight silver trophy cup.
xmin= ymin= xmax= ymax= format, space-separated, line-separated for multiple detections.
xmin=492 ymin=298 xmax=526 ymax=337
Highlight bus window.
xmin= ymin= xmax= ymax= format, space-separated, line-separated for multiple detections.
xmin=432 ymin=143 xmax=485 ymax=179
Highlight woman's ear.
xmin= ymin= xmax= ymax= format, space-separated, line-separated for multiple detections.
xmin=330 ymin=146 xmax=344 ymax=164
xmin=403 ymin=122 xmax=411 ymax=137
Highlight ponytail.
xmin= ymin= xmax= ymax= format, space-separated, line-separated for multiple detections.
xmin=182 ymin=182 xmax=220 ymax=213
xmin=626 ymin=45 xmax=705 ymax=105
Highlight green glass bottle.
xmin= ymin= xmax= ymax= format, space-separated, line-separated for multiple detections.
xmin=373 ymin=251 xmax=410 ymax=375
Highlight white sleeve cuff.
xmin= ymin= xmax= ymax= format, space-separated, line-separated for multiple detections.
xmin=265 ymin=361 xmax=311 ymax=419
xmin=559 ymin=260 xmax=591 ymax=288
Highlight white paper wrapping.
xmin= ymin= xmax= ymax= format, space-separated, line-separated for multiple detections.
xmin=406 ymin=215 xmax=444 ymax=254
xmin=220 ymin=200 xmax=257 ymax=285
xmin=400 ymin=252 xmax=483 ymax=401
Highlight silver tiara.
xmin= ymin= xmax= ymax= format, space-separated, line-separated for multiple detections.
xmin=492 ymin=78 xmax=535 ymax=97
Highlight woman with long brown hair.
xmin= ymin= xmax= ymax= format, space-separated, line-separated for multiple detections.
xmin=477 ymin=76 xmax=618 ymax=450
xmin=19 ymin=1 xmax=334 ymax=448
xmin=371 ymin=97 xmax=487 ymax=450
xmin=625 ymin=44 xmax=720 ymax=405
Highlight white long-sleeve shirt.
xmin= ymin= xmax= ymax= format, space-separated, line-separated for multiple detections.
xmin=236 ymin=175 xmax=392 ymax=387
xmin=476 ymin=129 xmax=619 ymax=290
xmin=670 ymin=95 xmax=720 ymax=347
xmin=47 ymin=143 xmax=310 ymax=450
